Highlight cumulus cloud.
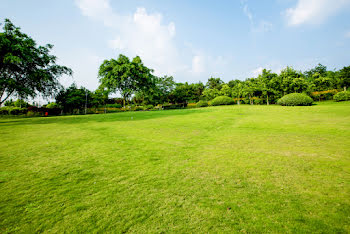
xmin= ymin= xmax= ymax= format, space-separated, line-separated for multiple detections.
xmin=75 ymin=0 xmax=233 ymax=82
xmin=75 ymin=0 xmax=181 ymax=76
xmin=285 ymin=0 xmax=350 ymax=26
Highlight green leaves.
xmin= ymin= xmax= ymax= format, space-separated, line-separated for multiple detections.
xmin=0 ymin=19 xmax=72 ymax=104
xmin=98 ymin=54 xmax=153 ymax=105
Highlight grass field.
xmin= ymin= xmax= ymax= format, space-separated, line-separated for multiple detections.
xmin=1 ymin=101 xmax=350 ymax=233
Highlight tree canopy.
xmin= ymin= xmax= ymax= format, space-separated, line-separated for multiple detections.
xmin=0 ymin=19 xmax=72 ymax=105
xmin=98 ymin=54 xmax=153 ymax=106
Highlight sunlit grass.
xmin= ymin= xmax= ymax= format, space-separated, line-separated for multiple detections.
xmin=1 ymin=101 xmax=350 ymax=232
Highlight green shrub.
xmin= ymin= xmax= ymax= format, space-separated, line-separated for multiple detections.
xmin=211 ymin=96 xmax=234 ymax=106
xmin=7 ymin=107 xmax=27 ymax=115
xmin=277 ymin=93 xmax=313 ymax=106
xmin=187 ymin=103 xmax=197 ymax=108
xmin=0 ymin=107 xmax=10 ymax=115
xmin=14 ymin=99 xmax=30 ymax=107
xmin=134 ymin=106 xmax=144 ymax=111
xmin=333 ymin=91 xmax=350 ymax=102
xmin=106 ymin=103 xmax=122 ymax=108
xmin=145 ymin=105 xmax=154 ymax=110
xmin=26 ymin=111 xmax=41 ymax=117
xmin=196 ymin=100 xmax=208 ymax=107
xmin=46 ymin=102 xmax=59 ymax=108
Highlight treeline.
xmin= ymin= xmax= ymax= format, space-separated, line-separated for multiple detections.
xmin=53 ymin=57 xmax=349 ymax=113
xmin=2 ymin=54 xmax=350 ymax=115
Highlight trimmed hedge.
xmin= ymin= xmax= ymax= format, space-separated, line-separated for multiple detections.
xmin=277 ymin=93 xmax=313 ymax=106
xmin=333 ymin=91 xmax=350 ymax=102
xmin=211 ymin=96 xmax=234 ymax=106
xmin=0 ymin=107 xmax=28 ymax=115
xmin=196 ymin=100 xmax=209 ymax=107
xmin=106 ymin=103 xmax=122 ymax=108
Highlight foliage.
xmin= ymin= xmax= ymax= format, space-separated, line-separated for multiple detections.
xmin=202 ymin=88 xmax=220 ymax=100
xmin=55 ymin=84 xmax=91 ymax=113
xmin=0 ymin=106 xmax=27 ymax=115
xmin=338 ymin=66 xmax=350 ymax=91
xmin=311 ymin=89 xmax=338 ymax=101
xmin=46 ymin=102 xmax=59 ymax=108
xmin=145 ymin=104 xmax=154 ymax=110
xmin=196 ymin=100 xmax=209 ymax=107
xmin=106 ymin=103 xmax=122 ymax=108
xmin=206 ymin=77 xmax=223 ymax=90
xmin=98 ymin=54 xmax=153 ymax=106
xmin=277 ymin=93 xmax=313 ymax=106
xmin=0 ymin=19 xmax=72 ymax=105
xmin=333 ymin=91 xmax=350 ymax=102
xmin=186 ymin=103 xmax=197 ymax=108
xmin=210 ymin=96 xmax=234 ymax=106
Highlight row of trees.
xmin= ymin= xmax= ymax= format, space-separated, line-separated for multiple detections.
xmin=95 ymin=55 xmax=350 ymax=107
xmin=1 ymin=18 xmax=350 ymax=113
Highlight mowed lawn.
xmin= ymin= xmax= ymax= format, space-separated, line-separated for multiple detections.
xmin=1 ymin=102 xmax=350 ymax=233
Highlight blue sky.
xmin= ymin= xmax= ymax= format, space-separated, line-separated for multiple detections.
xmin=1 ymin=0 xmax=350 ymax=91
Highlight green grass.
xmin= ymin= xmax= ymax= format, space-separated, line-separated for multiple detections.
xmin=1 ymin=101 xmax=350 ymax=233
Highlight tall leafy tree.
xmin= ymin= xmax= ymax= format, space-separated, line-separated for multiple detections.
xmin=98 ymin=54 xmax=153 ymax=106
xmin=0 ymin=19 xmax=72 ymax=105
xmin=206 ymin=77 xmax=223 ymax=90
xmin=55 ymin=84 xmax=91 ymax=113
xmin=258 ymin=69 xmax=277 ymax=105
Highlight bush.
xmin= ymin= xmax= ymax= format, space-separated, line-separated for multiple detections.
xmin=145 ymin=105 xmax=154 ymax=110
xmin=333 ymin=91 xmax=350 ymax=102
xmin=134 ymin=106 xmax=144 ymax=111
xmin=46 ymin=102 xmax=59 ymax=108
xmin=211 ymin=96 xmax=234 ymax=106
xmin=252 ymin=97 xmax=263 ymax=105
xmin=187 ymin=103 xmax=197 ymax=109
xmin=277 ymin=93 xmax=313 ymax=106
xmin=0 ymin=107 xmax=10 ymax=115
xmin=196 ymin=100 xmax=208 ymax=107
xmin=106 ymin=103 xmax=122 ymax=108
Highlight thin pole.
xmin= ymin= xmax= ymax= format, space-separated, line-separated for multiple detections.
xmin=85 ymin=90 xmax=88 ymax=115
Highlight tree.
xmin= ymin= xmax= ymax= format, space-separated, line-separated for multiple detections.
xmin=55 ymin=84 xmax=91 ymax=114
xmin=98 ymin=54 xmax=153 ymax=106
xmin=258 ymin=69 xmax=277 ymax=105
xmin=304 ymin=64 xmax=327 ymax=79
xmin=206 ymin=77 xmax=223 ymax=90
xmin=338 ymin=66 xmax=350 ymax=91
xmin=220 ymin=84 xmax=232 ymax=97
xmin=279 ymin=67 xmax=304 ymax=95
xmin=136 ymin=75 xmax=176 ymax=105
xmin=0 ymin=19 xmax=72 ymax=105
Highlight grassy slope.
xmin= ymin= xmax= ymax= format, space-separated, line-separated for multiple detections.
xmin=1 ymin=102 xmax=350 ymax=233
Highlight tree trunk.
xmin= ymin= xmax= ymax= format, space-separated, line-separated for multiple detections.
xmin=344 ymin=86 xmax=347 ymax=91
xmin=266 ymin=95 xmax=269 ymax=105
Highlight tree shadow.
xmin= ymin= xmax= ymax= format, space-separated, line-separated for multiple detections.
xmin=0 ymin=108 xmax=212 ymax=127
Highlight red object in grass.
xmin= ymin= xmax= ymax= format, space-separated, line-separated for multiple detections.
xmin=45 ymin=112 xmax=48 ymax=116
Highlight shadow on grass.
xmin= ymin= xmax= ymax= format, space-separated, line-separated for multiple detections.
xmin=0 ymin=108 xmax=213 ymax=127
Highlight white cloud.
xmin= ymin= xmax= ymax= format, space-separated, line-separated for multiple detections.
xmin=191 ymin=55 xmax=206 ymax=74
xmin=75 ymin=0 xmax=233 ymax=83
xmin=285 ymin=0 xmax=350 ymax=26
xmin=75 ymin=0 xmax=181 ymax=77
xmin=241 ymin=1 xmax=273 ymax=33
